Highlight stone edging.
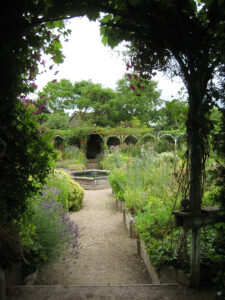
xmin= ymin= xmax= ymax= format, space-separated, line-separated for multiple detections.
xmin=124 ymin=210 xmax=137 ymax=238
xmin=115 ymin=200 xmax=137 ymax=238
xmin=138 ymin=240 xmax=160 ymax=284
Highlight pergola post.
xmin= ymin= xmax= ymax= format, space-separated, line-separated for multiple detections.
xmin=190 ymin=227 xmax=201 ymax=287
xmin=173 ymin=206 xmax=222 ymax=287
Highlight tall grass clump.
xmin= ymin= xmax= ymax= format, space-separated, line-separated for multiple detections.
xmin=108 ymin=168 xmax=127 ymax=201
xmin=56 ymin=146 xmax=87 ymax=171
xmin=62 ymin=146 xmax=86 ymax=164
xmin=100 ymin=147 xmax=129 ymax=170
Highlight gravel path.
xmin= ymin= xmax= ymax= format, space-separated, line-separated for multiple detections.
xmin=35 ymin=188 xmax=151 ymax=285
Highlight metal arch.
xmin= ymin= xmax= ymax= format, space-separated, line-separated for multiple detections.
xmin=159 ymin=132 xmax=186 ymax=151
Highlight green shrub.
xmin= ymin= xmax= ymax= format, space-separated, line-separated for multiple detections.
xmin=135 ymin=194 xmax=180 ymax=268
xmin=51 ymin=169 xmax=84 ymax=211
xmin=124 ymin=187 xmax=147 ymax=214
xmin=45 ymin=170 xmax=71 ymax=210
xmin=68 ymin=180 xmax=84 ymax=211
xmin=108 ymin=168 xmax=126 ymax=201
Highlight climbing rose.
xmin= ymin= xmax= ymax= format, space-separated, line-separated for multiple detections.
xmin=31 ymin=82 xmax=38 ymax=89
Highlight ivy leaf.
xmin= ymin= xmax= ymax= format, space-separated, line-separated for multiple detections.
xmin=86 ymin=10 xmax=100 ymax=21
xmin=101 ymin=35 xmax=108 ymax=46
xmin=215 ymin=223 xmax=225 ymax=230
xmin=101 ymin=14 xmax=113 ymax=24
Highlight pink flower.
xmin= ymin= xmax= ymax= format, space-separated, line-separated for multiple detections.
xmin=134 ymin=74 xmax=138 ymax=80
xmin=126 ymin=73 xmax=131 ymax=79
xmin=52 ymin=35 xmax=58 ymax=40
xmin=126 ymin=63 xmax=130 ymax=71
xmin=40 ymin=60 xmax=46 ymax=65
xmin=40 ymin=94 xmax=46 ymax=99
xmin=52 ymin=79 xmax=57 ymax=83
xmin=30 ymin=82 xmax=38 ymax=89
xmin=137 ymin=83 xmax=144 ymax=90
xmin=129 ymin=84 xmax=135 ymax=91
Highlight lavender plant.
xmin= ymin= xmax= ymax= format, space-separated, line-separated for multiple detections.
xmin=20 ymin=186 xmax=81 ymax=274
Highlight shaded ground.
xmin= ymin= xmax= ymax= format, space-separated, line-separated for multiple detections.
xmin=35 ymin=188 xmax=151 ymax=285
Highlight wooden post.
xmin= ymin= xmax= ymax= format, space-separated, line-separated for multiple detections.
xmin=190 ymin=227 xmax=201 ymax=287
xmin=0 ymin=268 xmax=5 ymax=300
xmin=173 ymin=207 xmax=221 ymax=287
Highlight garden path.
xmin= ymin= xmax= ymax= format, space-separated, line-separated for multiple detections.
xmin=35 ymin=188 xmax=152 ymax=285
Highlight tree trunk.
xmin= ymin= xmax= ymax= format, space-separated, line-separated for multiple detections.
xmin=187 ymin=84 xmax=204 ymax=287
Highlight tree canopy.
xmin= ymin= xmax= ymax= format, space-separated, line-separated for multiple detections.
xmin=155 ymin=99 xmax=188 ymax=131
xmin=38 ymin=76 xmax=162 ymax=126
xmin=38 ymin=79 xmax=75 ymax=112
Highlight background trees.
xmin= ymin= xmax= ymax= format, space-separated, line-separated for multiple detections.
xmin=39 ymin=76 xmax=162 ymax=127
xmin=115 ymin=75 xmax=161 ymax=125
xmin=39 ymin=79 xmax=75 ymax=112
xmin=155 ymin=99 xmax=188 ymax=131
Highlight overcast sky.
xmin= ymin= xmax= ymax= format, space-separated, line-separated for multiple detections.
xmin=35 ymin=16 xmax=184 ymax=100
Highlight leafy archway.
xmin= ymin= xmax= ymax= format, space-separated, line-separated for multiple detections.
xmin=107 ymin=135 xmax=121 ymax=147
xmin=1 ymin=0 xmax=225 ymax=288
xmin=86 ymin=134 xmax=103 ymax=159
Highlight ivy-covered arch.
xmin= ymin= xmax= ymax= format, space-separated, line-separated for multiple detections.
xmin=53 ymin=135 xmax=65 ymax=151
xmin=86 ymin=133 xmax=104 ymax=158
xmin=139 ymin=134 xmax=156 ymax=145
xmin=124 ymin=135 xmax=139 ymax=145
xmin=106 ymin=135 xmax=121 ymax=147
